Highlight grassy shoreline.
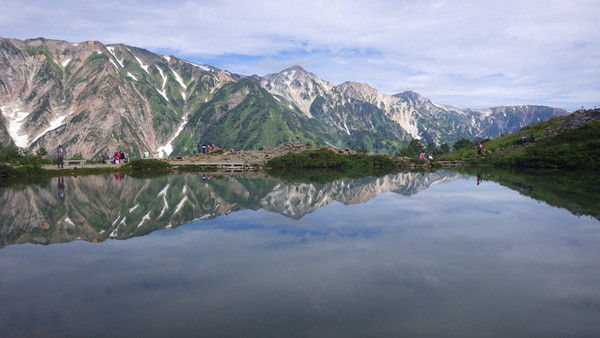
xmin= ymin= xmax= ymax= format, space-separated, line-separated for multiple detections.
xmin=438 ymin=112 xmax=600 ymax=169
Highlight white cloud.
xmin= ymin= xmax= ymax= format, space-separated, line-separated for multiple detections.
xmin=0 ymin=0 xmax=599 ymax=109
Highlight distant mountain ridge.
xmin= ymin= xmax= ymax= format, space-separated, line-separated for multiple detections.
xmin=0 ymin=37 xmax=569 ymax=157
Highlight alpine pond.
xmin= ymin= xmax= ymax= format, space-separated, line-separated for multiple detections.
xmin=0 ymin=169 xmax=599 ymax=337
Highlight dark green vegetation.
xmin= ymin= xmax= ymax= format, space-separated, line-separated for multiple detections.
xmin=266 ymin=148 xmax=397 ymax=170
xmin=265 ymin=149 xmax=405 ymax=183
xmin=0 ymin=144 xmax=49 ymax=179
xmin=173 ymin=78 xmax=336 ymax=154
xmin=458 ymin=167 xmax=600 ymax=220
xmin=0 ymin=163 xmax=44 ymax=180
xmin=439 ymin=110 xmax=600 ymax=169
xmin=123 ymin=159 xmax=172 ymax=172
xmin=396 ymin=139 xmax=450 ymax=158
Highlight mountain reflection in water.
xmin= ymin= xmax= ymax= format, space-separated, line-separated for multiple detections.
xmin=0 ymin=169 xmax=597 ymax=248
xmin=0 ymin=171 xmax=462 ymax=247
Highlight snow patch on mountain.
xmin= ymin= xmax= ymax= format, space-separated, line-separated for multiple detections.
xmin=174 ymin=196 xmax=188 ymax=214
xmin=128 ymin=204 xmax=139 ymax=213
xmin=171 ymin=69 xmax=187 ymax=89
xmin=108 ymin=58 xmax=119 ymax=70
xmin=29 ymin=111 xmax=73 ymax=145
xmin=136 ymin=212 xmax=151 ymax=228
xmin=110 ymin=217 xmax=126 ymax=237
xmin=134 ymin=55 xmax=150 ymax=74
xmin=183 ymin=60 xmax=210 ymax=72
xmin=157 ymin=184 xmax=170 ymax=218
xmin=0 ymin=104 xmax=30 ymax=148
xmin=157 ymin=112 xmax=188 ymax=157
xmin=155 ymin=66 xmax=169 ymax=101
xmin=126 ymin=72 xmax=137 ymax=81
xmin=60 ymin=58 xmax=71 ymax=68
xmin=106 ymin=46 xmax=124 ymax=67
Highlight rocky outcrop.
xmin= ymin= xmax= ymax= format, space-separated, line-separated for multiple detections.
xmin=563 ymin=108 xmax=600 ymax=130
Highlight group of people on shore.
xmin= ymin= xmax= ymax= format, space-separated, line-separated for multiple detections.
xmin=101 ymin=151 xmax=128 ymax=164
xmin=417 ymin=153 xmax=434 ymax=160
xmin=196 ymin=142 xmax=218 ymax=154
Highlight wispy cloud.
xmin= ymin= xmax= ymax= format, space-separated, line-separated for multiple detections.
xmin=1 ymin=0 xmax=598 ymax=109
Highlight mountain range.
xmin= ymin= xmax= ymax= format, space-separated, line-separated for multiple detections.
xmin=0 ymin=37 xmax=569 ymax=157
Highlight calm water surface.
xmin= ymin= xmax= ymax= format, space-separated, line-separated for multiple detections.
xmin=0 ymin=170 xmax=599 ymax=337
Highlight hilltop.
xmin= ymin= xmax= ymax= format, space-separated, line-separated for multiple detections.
xmin=439 ymin=109 xmax=600 ymax=169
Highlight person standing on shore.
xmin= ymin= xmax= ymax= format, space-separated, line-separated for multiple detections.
xmin=56 ymin=145 xmax=65 ymax=169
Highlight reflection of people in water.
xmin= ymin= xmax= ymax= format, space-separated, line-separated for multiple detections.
xmin=476 ymin=172 xmax=483 ymax=186
xmin=114 ymin=173 xmax=125 ymax=180
xmin=57 ymin=177 xmax=65 ymax=200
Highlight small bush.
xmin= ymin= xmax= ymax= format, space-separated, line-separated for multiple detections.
xmin=266 ymin=148 xmax=396 ymax=171
xmin=124 ymin=159 xmax=172 ymax=172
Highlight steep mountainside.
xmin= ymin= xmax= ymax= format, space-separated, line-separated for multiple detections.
xmin=0 ymin=37 xmax=570 ymax=156
xmin=0 ymin=37 xmax=236 ymax=157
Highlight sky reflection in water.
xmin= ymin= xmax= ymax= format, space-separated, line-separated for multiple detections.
xmin=0 ymin=171 xmax=599 ymax=337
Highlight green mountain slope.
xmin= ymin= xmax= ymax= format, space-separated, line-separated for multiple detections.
xmin=172 ymin=78 xmax=332 ymax=153
xmin=440 ymin=109 xmax=600 ymax=168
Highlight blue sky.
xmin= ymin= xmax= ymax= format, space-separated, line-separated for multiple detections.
xmin=1 ymin=0 xmax=598 ymax=110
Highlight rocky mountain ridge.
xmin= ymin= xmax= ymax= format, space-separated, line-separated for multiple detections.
xmin=0 ymin=37 xmax=569 ymax=156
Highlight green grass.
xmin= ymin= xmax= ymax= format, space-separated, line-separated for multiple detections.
xmin=454 ymin=167 xmax=600 ymax=220
xmin=438 ymin=115 xmax=600 ymax=169
xmin=266 ymin=148 xmax=398 ymax=171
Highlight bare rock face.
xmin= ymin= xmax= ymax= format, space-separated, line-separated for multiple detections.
xmin=0 ymin=37 xmax=235 ymax=158
xmin=261 ymin=65 xmax=333 ymax=118
xmin=563 ymin=108 xmax=600 ymax=130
